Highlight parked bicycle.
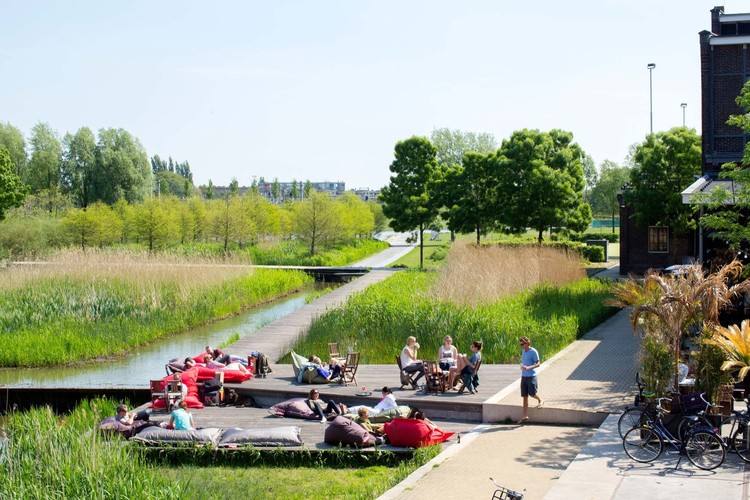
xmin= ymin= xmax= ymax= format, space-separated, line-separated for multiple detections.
xmin=622 ymin=397 xmax=725 ymax=470
xmin=723 ymin=404 xmax=750 ymax=463
xmin=489 ymin=477 xmax=524 ymax=500
xmin=617 ymin=372 xmax=654 ymax=438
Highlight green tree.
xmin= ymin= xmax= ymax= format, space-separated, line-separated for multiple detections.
xmin=292 ymin=191 xmax=341 ymax=255
xmin=368 ymin=202 xmax=387 ymax=232
xmin=0 ymin=147 xmax=26 ymax=220
xmin=209 ymin=196 xmax=252 ymax=253
xmin=271 ymin=178 xmax=281 ymax=202
xmin=303 ymin=180 xmax=312 ymax=198
xmin=496 ymin=129 xmax=592 ymax=242
xmin=289 ymin=179 xmax=299 ymax=200
xmin=228 ymin=177 xmax=240 ymax=197
xmin=188 ymin=197 xmax=208 ymax=241
xmin=582 ymin=153 xmax=598 ymax=202
xmin=26 ymin=122 xmax=62 ymax=212
xmin=0 ymin=122 xmax=27 ymax=179
xmin=590 ymin=160 xmax=630 ymax=233
xmin=155 ymin=170 xmax=194 ymax=198
xmin=339 ymin=192 xmax=374 ymax=239
xmin=205 ymin=179 xmax=215 ymax=200
xmin=626 ymin=127 xmax=701 ymax=233
xmin=380 ymin=136 xmax=440 ymax=268
xmin=430 ymin=128 xmax=497 ymax=167
xmin=62 ymin=208 xmax=97 ymax=250
xmin=61 ymin=127 xmax=97 ymax=207
xmin=94 ymin=128 xmax=152 ymax=204
xmin=130 ymin=198 xmax=177 ymax=251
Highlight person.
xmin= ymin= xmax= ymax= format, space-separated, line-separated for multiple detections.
xmin=168 ymin=400 xmax=195 ymax=430
xmin=518 ymin=336 xmax=543 ymax=424
xmin=327 ymin=357 xmax=343 ymax=380
xmin=183 ymin=357 xmax=197 ymax=369
xmin=350 ymin=387 xmax=397 ymax=416
xmin=437 ymin=335 xmax=458 ymax=371
xmin=458 ymin=341 xmax=482 ymax=394
xmin=114 ymin=404 xmax=150 ymax=426
xmin=353 ymin=407 xmax=386 ymax=444
xmin=400 ymin=336 xmax=425 ymax=389
xmin=306 ymin=389 xmax=346 ymax=422
xmin=205 ymin=345 xmax=228 ymax=363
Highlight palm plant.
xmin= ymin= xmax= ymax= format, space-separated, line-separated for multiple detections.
xmin=707 ymin=320 xmax=750 ymax=383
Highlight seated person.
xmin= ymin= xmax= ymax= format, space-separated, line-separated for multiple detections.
xmin=458 ymin=341 xmax=482 ymax=395
xmin=354 ymin=407 xmax=386 ymax=445
xmin=401 ymin=336 xmax=425 ymax=388
xmin=437 ymin=335 xmax=458 ymax=371
xmin=349 ymin=387 xmax=398 ymax=417
xmin=306 ymin=389 xmax=346 ymax=422
xmin=205 ymin=345 xmax=228 ymax=364
xmin=168 ymin=400 xmax=195 ymax=431
xmin=307 ymin=355 xmax=341 ymax=381
xmin=115 ymin=404 xmax=150 ymax=426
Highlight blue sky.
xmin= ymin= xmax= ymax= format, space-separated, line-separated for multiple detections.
xmin=0 ymin=1 xmax=733 ymax=188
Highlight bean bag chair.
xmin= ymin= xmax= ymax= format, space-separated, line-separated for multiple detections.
xmin=194 ymin=365 xmax=252 ymax=383
xmin=98 ymin=417 xmax=133 ymax=436
xmin=290 ymin=351 xmax=330 ymax=384
xmin=343 ymin=405 xmax=412 ymax=424
xmin=218 ymin=426 xmax=303 ymax=448
xmin=131 ymin=427 xmax=222 ymax=446
xmin=268 ymin=398 xmax=318 ymax=420
xmin=324 ymin=416 xmax=376 ymax=448
xmin=193 ymin=353 xmax=208 ymax=363
xmin=383 ymin=418 xmax=455 ymax=448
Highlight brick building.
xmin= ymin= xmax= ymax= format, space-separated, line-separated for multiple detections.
xmin=620 ymin=6 xmax=746 ymax=274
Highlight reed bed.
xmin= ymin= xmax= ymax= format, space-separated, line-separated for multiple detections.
xmin=0 ymin=250 xmax=311 ymax=367
xmin=0 ymin=399 xmax=183 ymax=499
xmin=294 ymin=271 xmax=614 ymax=364
xmin=431 ymin=243 xmax=585 ymax=305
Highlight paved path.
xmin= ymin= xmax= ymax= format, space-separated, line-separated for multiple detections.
xmin=544 ymin=414 xmax=749 ymax=500
xmin=226 ymin=269 xmax=396 ymax=362
xmin=349 ymin=244 xmax=414 ymax=268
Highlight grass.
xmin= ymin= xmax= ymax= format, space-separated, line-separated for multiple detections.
xmin=246 ymin=239 xmax=388 ymax=266
xmin=0 ymin=251 xmax=312 ymax=367
xmin=292 ymin=270 xmax=615 ymax=364
xmin=389 ymin=233 xmax=451 ymax=269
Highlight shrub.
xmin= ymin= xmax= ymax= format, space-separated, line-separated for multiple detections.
xmin=641 ymin=336 xmax=675 ymax=396
xmin=0 ymin=215 xmax=66 ymax=258
xmin=581 ymin=245 xmax=605 ymax=263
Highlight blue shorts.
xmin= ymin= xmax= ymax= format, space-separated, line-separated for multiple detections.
xmin=520 ymin=376 xmax=537 ymax=397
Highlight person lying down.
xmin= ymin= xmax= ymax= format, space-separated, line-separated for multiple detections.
xmin=347 ymin=387 xmax=397 ymax=416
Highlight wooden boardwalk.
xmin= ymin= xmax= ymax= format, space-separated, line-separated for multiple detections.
xmin=227 ymin=270 xmax=397 ymax=362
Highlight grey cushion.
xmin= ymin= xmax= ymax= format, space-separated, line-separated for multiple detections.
xmin=130 ymin=426 xmax=222 ymax=445
xmin=218 ymin=426 xmax=303 ymax=447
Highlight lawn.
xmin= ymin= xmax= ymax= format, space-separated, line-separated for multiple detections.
xmin=291 ymin=270 xmax=616 ymax=364
xmin=389 ymin=232 xmax=451 ymax=269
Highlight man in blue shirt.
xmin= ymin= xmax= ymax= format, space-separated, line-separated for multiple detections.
xmin=519 ymin=336 xmax=543 ymax=423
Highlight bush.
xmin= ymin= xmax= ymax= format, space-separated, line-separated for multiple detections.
xmin=581 ymin=245 xmax=605 ymax=263
xmin=428 ymin=247 xmax=447 ymax=262
xmin=641 ymin=336 xmax=674 ymax=396
xmin=0 ymin=215 xmax=66 ymax=258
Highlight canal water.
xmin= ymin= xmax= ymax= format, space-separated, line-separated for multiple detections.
xmin=0 ymin=290 xmax=312 ymax=388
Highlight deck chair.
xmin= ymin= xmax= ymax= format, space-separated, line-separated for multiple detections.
xmin=455 ymin=359 xmax=482 ymax=393
xmin=396 ymin=356 xmax=419 ymax=390
xmin=424 ymin=361 xmax=446 ymax=394
xmin=339 ymin=351 xmax=360 ymax=386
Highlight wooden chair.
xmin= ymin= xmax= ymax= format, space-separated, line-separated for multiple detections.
xmin=149 ymin=378 xmax=183 ymax=411
xmin=340 ymin=351 xmax=360 ymax=386
xmin=328 ymin=343 xmax=341 ymax=359
xmin=424 ymin=361 xmax=446 ymax=394
xmin=396 ymin=356 xmax=419 ymax=390
xmin=455 ymin=359 xmax=482 ymax=393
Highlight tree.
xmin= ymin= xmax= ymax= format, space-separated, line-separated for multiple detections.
xmin=582 ymin=153 xmax=598 ymax=202
xmin=430 ymin=128 xmax=497 ymax=167
xmin=130 ymin=198 xmax=177 ymax=251
xmin=209 ymin=196 xmax=253 ymax=253
xmin=0 ymin=122 xmax=27 ymax=179
xmin=61 ymin=127 xmax=97 ymax=207
xmin=289 ymin=179 xmax=299 ymax=200
xmin=625 ymin=127 xmax=701 ymax=234
xmin=303 ymin=180 xmax=312 ymax=198
xmin=368 ymin=202 xmax=388 ymax=232
xmin=94 ymin=128 xmax=152 ymax=204
xmin=292 ymin=191 xmax=342 ymax=255
xmin=26 ymin=122 xmax=62 ymax=212
xmin=205 ymin=179 xmax=215 ymax=200
xmin=339 ymin=192 xmax=374 ymax=239
xmin=0 ymin=147 xmax=26 ymax=220
xmin=62 ymin=202 xmax=121 ymax=250
xmin=590 ymin=160 xmax=630 ymax=233
xmin=496 ymin=129 xmax=592 ymax=242
xmin=228 ymin=177 xmax=239 ymax=197
xmin=271 ymin=178 xmax=281 ymax=202
xmin=188 ymin=196 xmax=208 ymax=241
xmin=155 ymin=170 xmax=194 ymax=198
xmin=380 ymin=136 xmax=440 ymax=268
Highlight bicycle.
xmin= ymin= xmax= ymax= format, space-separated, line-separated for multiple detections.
xmin=489 ymin=477 xmax=524 ymax=500
xmin=723 ymin=403 xmax=750 ymax=463
xmin=617 ymin=372 xmax=655 ymax=438
xmin=622 ymin=397 xmax=725 ymax=470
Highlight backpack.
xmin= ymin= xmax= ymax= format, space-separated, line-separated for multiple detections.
xmin=255 ymin=352 xmax=272 ymax=377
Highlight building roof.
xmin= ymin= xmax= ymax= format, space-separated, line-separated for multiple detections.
xmin=681 ymin=175 xmax=739 ymax=204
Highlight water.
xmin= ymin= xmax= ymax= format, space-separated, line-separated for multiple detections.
xmin=0 ymin=291 xmax=311 ymax=388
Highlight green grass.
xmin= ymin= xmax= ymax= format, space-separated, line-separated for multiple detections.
xmin=390 ymin=233 xmax=451 ymax=269
xmin=292 ymin=271 xmax=616 ymax=364
xmin=247 ymin=239 xmax=388 ymax=266
xmin=0 ymin=269 xmax=311 ymax=367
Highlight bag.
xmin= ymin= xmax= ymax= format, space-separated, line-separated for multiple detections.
xmin=204 ymin=391 xmax=221 ymax=406
xmin=255 ymin=352 xmax=272 ymax=377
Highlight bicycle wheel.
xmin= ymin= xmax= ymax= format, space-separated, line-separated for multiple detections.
xmin=677 ymin=415 xmax=714 ymax=443
xmin=686 ymin=431 xmax=725 ymax=470
xmin=623 ymin=426 xmax=662 ymax=463
xmin=618 ymin=408 xmax=645 ymax=439
xmin=731 ymin=425 xmax=750 ymax=463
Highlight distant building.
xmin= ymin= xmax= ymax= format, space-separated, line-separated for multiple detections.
xmin=256 ymin=180 xmax=345 ymax=201
xmin=351 ymin=188 xmax=381 ymax=202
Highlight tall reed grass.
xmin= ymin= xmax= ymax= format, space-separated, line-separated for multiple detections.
xmin=432 ymin=243 xmax=585 ymax=305
xmin=0 ymin=251 xmax=311 ymax=367
xmin=0 ymin=399 xmax=183 ymax=499
xmin=294 ymin=271 xmax=615 ymax=364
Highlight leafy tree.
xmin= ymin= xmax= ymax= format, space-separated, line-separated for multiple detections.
xmin=496 ymin=129 xmax=592 ymax=242
xmin=303 ymin=180 xmax=312 ymax=198
xmin=94 ymin=128 xmax=151 ymax=204
xmin=368 ymin=202 xmax=388 ymax=232
xmin=155 ymin=170 xmax=194 ymax=198
xmin=0 ymin=147 xmax=26 ymax=220
xmin=228 ymin=177 xmax=240 ymax=197
xmin=61 ymin=127 xmax=96 ymax=207
xmin=292 ymin=191 xmax=342 ymax=255
xmin=339 ymin=192 xmax=374 ymax=239
xmin=289 ymin=179 xmax=299 ymax=200
xmin=205 ymin=179 xmax=215 ymax=200
xmin=625 ymin=127 xmax=701 ymax=233
xmin=209 ymin=196 xmax=253 ymax=253
xmin=582 ymin=153 xmax=598 ymax=202
xmin=430 ymin=128 xmax=497 ymax=167
xmin=130 ymin=198 xmax=177 ymax=251
xmin=380 ymin=136 xmax=440 ymax=267
xmin=62 ymin=202 xmax=121 ymax=250
xmin=0 ymin=122 xmax=27 ymax=178
xmin=590 ymin=160 xmax=630 ymax=233
xmin=271 ymin=178 xmax=281 ymax=202
xmin=188 ymin=197 xmax=207 ymax=241
xmin=26 ymin=122 xmax=62 ymax=212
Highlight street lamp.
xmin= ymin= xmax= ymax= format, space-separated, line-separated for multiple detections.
xmin=647 ymin=63 xmax=656 ymax=134
xmin=681 ymin=102 xmax=687 ymax=127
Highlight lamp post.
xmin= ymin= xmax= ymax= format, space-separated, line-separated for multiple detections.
xmin=647 ymin=63 xmax=656 ymax=134
xmin=681 ymin=102 xmax=687 ymax=127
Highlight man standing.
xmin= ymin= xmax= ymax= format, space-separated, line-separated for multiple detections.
xmin=518 ymin=336 xmax=543 ymax=424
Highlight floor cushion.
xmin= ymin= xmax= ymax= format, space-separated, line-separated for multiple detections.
xmin=343 ymin=406 xmax=411 ymax=424
xmin=383 ymin=418 xmax=455 ymax=448
xmin=268 ymin=398 xmax=318 ymax=420
xmin=98 ymin=417 xmax=132 ymax=436
xmin=290 ymin=351 xmax=308 ymax=376
xmin=131 ymin=427 xmax=221 ymax=445
xmin=218 ymin=426 xmax=303 ymax=447
xmin=324 ymin=416 xmax=376 ymax=448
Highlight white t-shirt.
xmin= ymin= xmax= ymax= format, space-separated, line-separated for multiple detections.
xmin=400 ymin=346 xmax=415 ymax=368
xmin=373 ymin=393 xmax=397 ymax=414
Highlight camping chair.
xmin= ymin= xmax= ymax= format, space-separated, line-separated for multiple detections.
xmin=455 ymin=359 xmax=482 ymax=393
xmin=339 ymin=351 xmax=360 ymax=386
xmin=424 ymin=361 xmax=446 ymax=394
xmin=396 ymin=356 xmax=419 ymax=390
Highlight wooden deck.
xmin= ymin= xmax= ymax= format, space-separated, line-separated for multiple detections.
xmin=227 ymin=270 xmax=397 ymax=362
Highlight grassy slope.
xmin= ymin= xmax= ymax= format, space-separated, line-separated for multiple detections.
xmin=389 ymin=233 xmax=451 ymax=269
xmin=293 ymin=271 xmax=615 ymax=364
xmin=0 ymin=269 xmax=311 ymax=367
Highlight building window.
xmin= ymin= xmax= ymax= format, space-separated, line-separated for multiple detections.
xmin=648 ymin=226 xmax=669 ymax=254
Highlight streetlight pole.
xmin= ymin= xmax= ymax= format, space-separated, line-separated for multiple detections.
xmin=647 ymin=63 xmax=656 ymax=134
xmin=681 ymin=102 xmax=687 ymax=127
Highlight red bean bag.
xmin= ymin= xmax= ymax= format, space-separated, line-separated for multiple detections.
xmin=193 ymin=352 xmax=208 ymax=363
xmin=195 ymin=365 xmax=252 ymax=383
xmin=383 ymin=418 xmax=455 ymax=448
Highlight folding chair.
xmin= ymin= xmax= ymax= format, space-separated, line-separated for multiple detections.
xmin=328 ymin=343 xmax=341 ymax=359
xmin=455 ymin=359 xmax=482 ymax=393
xmin=396 ymin=356 xmax=419 ymax=390
xmin=340 ymin=352 xmax=360 ymax=386
xmin=424 ymin=361 xmax=446 ymax=394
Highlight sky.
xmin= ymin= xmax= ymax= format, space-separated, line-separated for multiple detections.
xmin=0 ymin=1 xmax=736 ymax=188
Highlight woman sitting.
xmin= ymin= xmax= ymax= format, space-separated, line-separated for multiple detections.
xmin=307 ymin=355 xmax=342 ymax=381
xmin=400 ymin=336 xmax=425 ymax=389
xmin=437 ymin=335 xmax=458 ymax=371
xmin=306 ymin=389 xmax=346 ymax=422
xmin=168 ymin=400 xmax=195 ymax=431
xmin=458 ymin=341 xmax=482 ymax=394
xmin=349 ymin=387 xmax=398 ymax=417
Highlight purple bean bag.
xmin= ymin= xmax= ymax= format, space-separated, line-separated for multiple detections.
xmin=268 ymin=398 xmax=318 ymax=420
xmin=324 ymin=416 xmax=376 ymax=448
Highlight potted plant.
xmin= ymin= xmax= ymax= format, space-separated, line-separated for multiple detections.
xmin=707 ymin=319 xmax=750 ymax=401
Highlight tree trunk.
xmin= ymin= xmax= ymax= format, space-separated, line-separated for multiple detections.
xmin=450 ymin=230 xmax=455 ymax=242
xmin=419 ymin=223 xmax=424 ymax=269
xmin=476 ymin=225 xmax=480 ymax=245
xmin=537 ymin=228 xmax=543 ymax=243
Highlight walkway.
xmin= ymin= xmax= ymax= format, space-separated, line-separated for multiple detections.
xmin=348 ymin=244 xmax=414 ymax=268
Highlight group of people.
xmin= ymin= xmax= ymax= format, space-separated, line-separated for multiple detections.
xmin=114 ymin=400 xmax=195 ymax=432
xmin=307 ymin=355 xmax=343 ymax=381
xmin=400 ymin=335 xmax=483 ymax=394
